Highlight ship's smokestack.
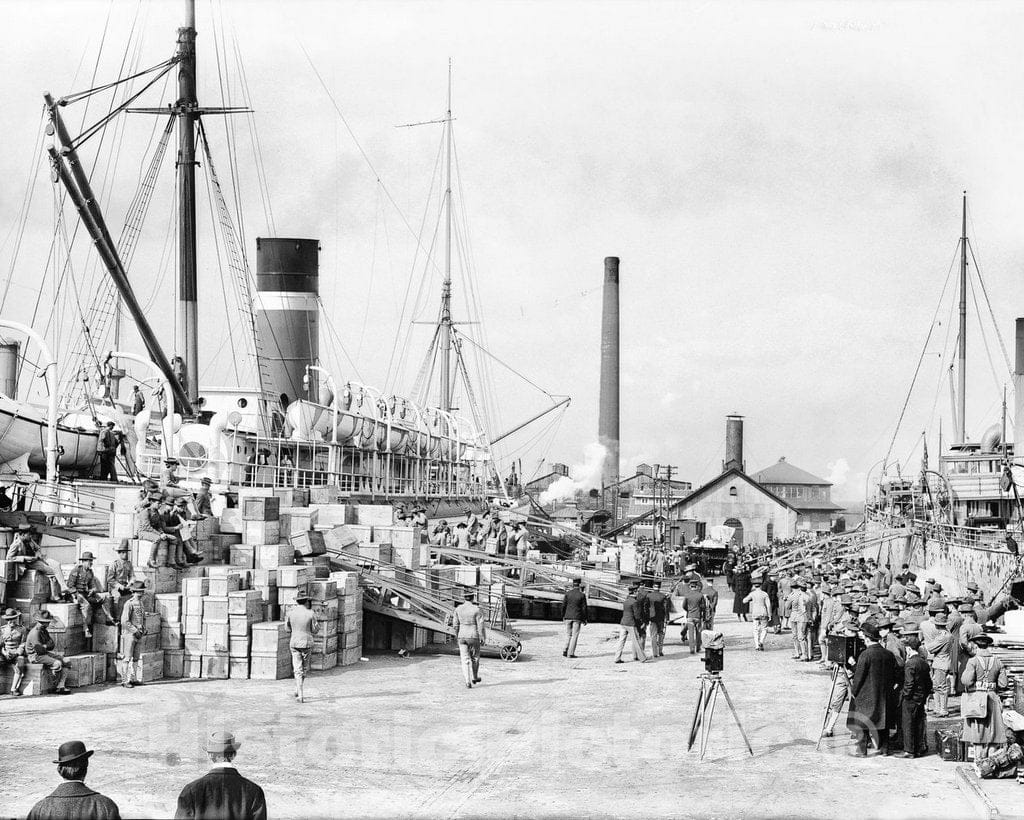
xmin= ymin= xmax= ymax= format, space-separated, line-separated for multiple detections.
xmin=599 ymin=256 xmax=620 ymax=491
xmin=255 ymin=238 xmax=320 ymax=404
xmin=724 ymin=414 xmax=745 ymax=472
xmin=1014 ymin=319 xmax=1024 ymax=456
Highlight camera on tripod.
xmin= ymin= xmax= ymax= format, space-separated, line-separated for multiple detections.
xmin=826 ymin=634 xmax=863 ymax=665
xmin=702 ymin=647 xmax=724 ymax=673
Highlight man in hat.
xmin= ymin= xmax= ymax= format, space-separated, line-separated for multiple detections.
xmin=0 ymin=608 xmax=27 ymax=696
xmin=674 ymin=576 xmax=707 ymax=654
xmin=159 ymin=457 xmax=189 ymax=499
xmin=105 ymin=542 xmax=135 ymax=622
xmin=742 ymin=577 xmax=772 ymax=651
xmin=8 ymin=524 xmax=71 ymax=602
xmin=139 ymin=494 xmax=173 ymax=568
xmin=27 ymin=740 xmax=120 ymax=819
xmin=454 ymin=521 xmax=472 ymax=551
xmin=173 ymin=497 xmax=204 ymax=565
xmin=822 ymin=618 xmax=861 ymax=738
xmin=96 ymin=420 xmax=120 ymax=482
xmin=614 ymin=583 xmax=648 ymax=663
xmin=286 ymin=590 xmax=319 ymax=703
xmin=66 ymin=552 xmax=116 ymax=639
xmin=453 ymin=588 xmax=487 ymax=686
xmin=646 ymin=579 xmax=669 ymax=658
xmin=784 ymin=578 xmax=811 ymax=661
xmin=174 ymin=730 xmax=267 ymax=820
xmin=847 ymin=620 xmax=896 ymax=756
xmin=764 ymin=571 xmax=781 ymax=633
xmin=195 ymin=476 xmax=214 ymax=518
xmin=560 ymin=578 xmax=588 ymax=658
xmin=923 ymin=610 xmax=953 ymax=717
xmin=893 ymin=625 xmax=932 ymax=758
xmin=412 ymin=506 xmax=428 ymax=529
xmin=160 ymin=499 xmax=188 ymax=569
xmin=119 ymin=581 xmax=148 ymax=688
xmin=25 ymin=610 xmax=70 ymax=694
xmin=131 ymin=384 xmax=145 ymax=416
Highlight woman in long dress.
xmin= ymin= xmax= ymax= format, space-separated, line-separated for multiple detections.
xmin=732 ymin=564 xmax=752 ymax=620
xmin=960 ymin=633 xmax=1008 ymax=761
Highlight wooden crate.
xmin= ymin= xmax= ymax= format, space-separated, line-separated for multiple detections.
xmin=63 ymin=654 xmax=95 ymax=688
xmin=241 ymin=495 xmax=281 ymax=522
xmin=312 ymin=633 xmax=338 ymax=655
xmin=256 ymin=543 xmax=294 ymax=569
xmin=184 ymin=651 xmax=203 ymax=679
xmin=304 ymin=555 xmax=331 ymax=579
xmin=309 ymin=581 xmax=336 ymax=601
xmin=202 ymin=596 xmax=229 ymax=621
xmin=202 ymin=653 xmax=229 ymax=680
xmin=155 ymin=594 xmax=182 ymax=622
xmin=203 ymin=621 xmax=230 ymax=654
xmin=229 ymin=657 xmax=250 ymax=680
xmin=184 ymin=634 xmax=204 ymax=653
xmin=44 ymin=602 xmax=83 ymax=630
xmin=278 ymin=565 xmax=313 ymax=588
xmin=163 ymin=649 xmax=184 ymax=679
xmin=227 ymin=590 xmax=263 ymax=616
xmin=251 ymin=584 xmax=278 ymax=606
xmin=251 ymin=621 xmax=289 ymax=653
xmin=208 ymin=576 xmax=241 ymax=597
xmin=290 ymin=530 xmax=326 ymax=557
xmin=228 ymin=616 xmax=252 ymax=638
xmin=228 ymin=545 xmax=255 ymax=569
xmin=183 ymin=614 xmax=203 ymax=635
xmin=329 ymin=571 xmax=359 ymax=596
xmin=250 ymin=652 xmax=291 ymax=680
xmin=229 ymin=633 xmax=251 ymax=658
xmin=308 ymin=486 xmax=343 ymax=505
xmin=22 ymin=663 xmax=55 ymax=696
xmin=243 ymin=520 xmax=281 ymax=546
xmin=340 ymin=629 xmax=361 ymax=650
xmin=182 ymin=595 xmax=204 ymax=618
xmin=134 ymin=567 xmax=178 ymax=594
xmin=51 ymin=626 xmax=88 ymax=657
xmin=355 ymin=505 xmax=394 ymax=526
xmin=310 ymin=651 xmax=337 ymax=670
xmin=181 ymin=577 xmax=210 ymax=597
xmin=341 ymin=647 xmax=361 ymax=667
xmin=250 ymin=569 xmax=278 ymax=587
xmin=161 ymin=624 xmax=185 ymax=650
xmin=219 ymin=508 xmax=242 ymax=534
xmin=139 ymin=650 xmax=164 ymax=682
xmin=342 ymin=591 xmax=362 ymax=616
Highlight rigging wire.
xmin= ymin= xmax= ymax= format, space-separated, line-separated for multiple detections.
xmin=883 ymin=241 xmax=962 ymax=465
xmin=967 ymin=238 xmax=1013 ymax=375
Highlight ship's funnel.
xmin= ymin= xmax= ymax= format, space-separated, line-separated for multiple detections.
xmin=599 ymin=256 xmax=620 ymax=490
xmin=723 ymin=414 xmax=744 ymax=472
xmin=1014 ymin=318 xmax=1024 ymax=455
xmin=255 ymin=238 xmax=320 ymax=404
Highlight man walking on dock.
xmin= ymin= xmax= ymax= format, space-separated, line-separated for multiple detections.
xmin=454 ymin=589 xmax=487 ymax=687
xmin=286 ymin=590 xmax=319 ymax=703
xmin=561 ymin=578 xmax=587 ymax=658
xmin=614 ymin=583 xmax=648 ymax=663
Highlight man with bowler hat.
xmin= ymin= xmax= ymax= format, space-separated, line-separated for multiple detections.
xmin=560 ymin=578 xmax=588 ymax=658
xmin=893 ymin=624 xmax=932 ymax=758
xmin=28 ymin=740 xmax=120 ymax=819
xmin=174 ymin=731 xmax=267 ymax=820
xmin=25 ymin=610 xmax=70 ymax=695
xmin=847 ymin=620 xmax=896 ymax=756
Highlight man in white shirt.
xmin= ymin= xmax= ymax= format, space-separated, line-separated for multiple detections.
xmin=286 ymin=592 xmax=319 ymax=704
xmin=743 ymin=578 xmax=772 ymax=651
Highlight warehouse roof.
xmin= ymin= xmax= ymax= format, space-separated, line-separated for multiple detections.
xmin=752 ymin=457 xmax=831 ymax=486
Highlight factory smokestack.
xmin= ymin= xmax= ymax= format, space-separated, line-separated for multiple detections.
xmin=599 ymin=257 xmax=620 ymax=491
xmin=723 ymin=414 xmax=745 ymax=473
xmin=255 ymin=237 xmax=320 ymax=404
xmin=1014 ymin=319 xmax=1024 ymax=456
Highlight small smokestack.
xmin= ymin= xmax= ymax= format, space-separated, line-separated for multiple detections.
xmin=723 ymin=414 xmax=744 ymax=473
xmin=1014 ymin=319 xmax=1024 ymax=455
xmin=599 ymin=257 xmax=620 ymax=491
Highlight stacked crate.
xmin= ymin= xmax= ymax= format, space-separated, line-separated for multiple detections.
xmin=200 ymin=572 xmax=238 ymax=679
xmin=46 ymin=602 xmax=88 ymax=657
xmin=181 ymin=576 xmax=209 ymax=679
xmin=156 ymin=591 xmax=184 ymax=679
xmin=227 ymin=589 xmax=263 ymax=679
xmin=333 ymin=571 xmax=364 ymax=666
xmin=8 ymin=570 xmax=50 ymax=625
xmin=250 ymin=620 xmax=291 ymax=679
xmin=309 ymin=580 xmax=338 ymax=670
xmin=250 ymin=569 xmax=279 ymax=621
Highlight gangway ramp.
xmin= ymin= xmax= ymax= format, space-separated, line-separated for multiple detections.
xmin=326 ymin=547 xmax=524 ymax=661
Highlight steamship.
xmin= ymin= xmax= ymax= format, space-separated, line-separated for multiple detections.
xmin=0 ymin=2 xmax=525 ymax=519
xmin=865 ymin=195 xmax=1023 ymax=600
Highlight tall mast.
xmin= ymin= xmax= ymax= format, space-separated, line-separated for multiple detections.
xmin=440 ymin=59 xmax=453 ymax=412
xmin=957 ymin=191 xmax=967 ymax=444
xmin=177 ymin=0 xmax=199 ymax=403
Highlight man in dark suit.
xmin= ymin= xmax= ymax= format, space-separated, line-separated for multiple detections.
xmin=28 ymin=740 xmax=120 ymax=819
xmin=613 ymin=584 xmax=648 ymax=664
xmin=560 ymin=578 xmax=588 ymax=658
xmin=847 ymin=621 xmax=897 ymax=756
xmin=646 ymin=580 xmax=669 ymax=657
xmin=894 ymin=625 xmax=932 ymax=758
xmin=175 ymin=731 xmax=267 ymax=820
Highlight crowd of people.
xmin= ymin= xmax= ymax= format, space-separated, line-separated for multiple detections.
xmin=726 ymin=546 xmax=1019 ymax=763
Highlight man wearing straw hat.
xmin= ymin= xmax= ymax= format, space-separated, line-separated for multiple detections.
xmin=27 ymin=740 xmax=120 ymax=819
xmin=454 ymin=587 xmax=487 ymax=688
xmin=286 ymin=589 xmax=319 ymax=703
xmin=104 ymin=542 xmax=135 ymax=622
xmin=66 ymin=551 xmax=116 ymax=639
xmin=8 ymin=524 xmax=72 ymax=602
xmin=25 ymin=610 xmax=70 ymax=695
xmin=174 ymin=731 xmax=267 ymax=820
xmin=119 ymin=581 xmax=148 ymax=689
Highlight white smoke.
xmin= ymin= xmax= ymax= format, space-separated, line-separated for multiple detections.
xmin=826 ymin=457 xmax=850 ymax=488
xmin=540 ymin=442 xmax=608 ymax=505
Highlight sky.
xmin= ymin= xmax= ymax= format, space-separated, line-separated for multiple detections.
xmin=3 ymin=0 xmax=1024 ymax=502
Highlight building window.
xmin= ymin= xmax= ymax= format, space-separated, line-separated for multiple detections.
xmin=729 ymin=486 xmax=737 ymax=497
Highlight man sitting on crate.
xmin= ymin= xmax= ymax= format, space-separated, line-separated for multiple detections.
xmin=25 ymin=610 xmax=70 ymax=695
xmin=7 ymin=524 xmax=73 ymax=602
xmin=66 ymin=552 xmax=116 ymax=639
xmin=105 ymin=542 xmax=135 ymax=622
xmin=119 ymin=581 xmax=148 ymax=689
xmin=139 ymin=493 xmax=174 ymax=568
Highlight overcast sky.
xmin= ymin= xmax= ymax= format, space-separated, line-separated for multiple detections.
xmin=3 ymin=0 xmax=1024 ymax=501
